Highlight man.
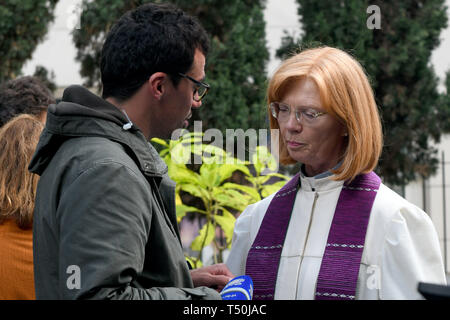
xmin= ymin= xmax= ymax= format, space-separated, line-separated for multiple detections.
xmin=29 ymin=3 xmax=233 ymax=299
xmin=0 ymin=76 xmax=54 ymax=127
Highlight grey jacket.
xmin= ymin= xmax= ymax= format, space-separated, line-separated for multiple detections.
xmin=29 ymin=85 xmax=220 ymax=300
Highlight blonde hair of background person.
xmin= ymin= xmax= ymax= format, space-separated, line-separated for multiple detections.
xmin=0 ymin=114 xmax=44 ymax=299
xmin=267 ymin=46 xmax=383 ymax=182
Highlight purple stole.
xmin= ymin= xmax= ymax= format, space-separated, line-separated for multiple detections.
xmin=245 ymin=171 xmax=381 ymax=300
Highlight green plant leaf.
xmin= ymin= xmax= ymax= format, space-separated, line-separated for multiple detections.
xmin=199 ymin=163 xmax=221 ymax=187
xmin=253 ymin=175 xmax=271 ymax=185
xmin=150 ymin=137 xmax=168 ymax=147
xmin=201 ymin=144 xmax=228 ymax=164
xmin=213 ymin=188 xmax=250 ymax=211
xmin=221 ymin=182 xmax=261 ymax=202
xmin=160 ymin=149 xmax=170 ymax=158
xmin=180 ymin=184 xmax=211 ymax=201
xmin=190 ymin=221 xmax=215 ymax=252
xmin=261 ymin=181 xmax=287 ymax=198
xmin=176 ymin=204 xmax=202 ymax=223
xmin=266 ymin=173 xmax=290 ymax=181
xmin=217 ymin=164 xmax=251 ymax=184
xmin=168 ymin=164 xmax=203 ymax=186
xmin=185 ymin=255 xmax=203 ymax=269
xmin=252 ymin=145 xmax=278 ymax=174
xmin=169 ymin=141 xmax=192 ymax=165
xmin=214 ymin=210 xmax=236 ymax=247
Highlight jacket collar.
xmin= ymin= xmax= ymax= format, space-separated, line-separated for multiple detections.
xmin=29 ymin=85 xmax=167 ymax=177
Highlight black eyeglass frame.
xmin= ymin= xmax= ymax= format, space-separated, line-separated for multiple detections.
xmin=178 ymin=72 xmax=210 ymax=102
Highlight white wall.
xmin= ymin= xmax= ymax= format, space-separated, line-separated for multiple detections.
xmin=22 ymin=0 xmax=83 ymax=86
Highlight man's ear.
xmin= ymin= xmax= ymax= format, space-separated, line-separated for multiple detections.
xmin=147 ymin=72 xmax=168 ymax=100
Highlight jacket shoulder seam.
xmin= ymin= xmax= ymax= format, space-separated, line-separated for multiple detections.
xmin=77 ymin=159 xmax=144 ymax=183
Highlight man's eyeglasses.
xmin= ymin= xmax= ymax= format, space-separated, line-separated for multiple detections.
xmin=178 ymin=73 xmax=210 ymax=102
xmin=270 ymin=102 xmax=327 ymax=125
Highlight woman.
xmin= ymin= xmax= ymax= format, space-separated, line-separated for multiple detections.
xmin=0 ymin=114 xmax=44 ymax=299
xmin=226 ymin=46 xmax=446 ymax=300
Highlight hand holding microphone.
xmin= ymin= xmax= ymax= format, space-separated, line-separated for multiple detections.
xmin=220 ymin=275 xmax=253 ymax=300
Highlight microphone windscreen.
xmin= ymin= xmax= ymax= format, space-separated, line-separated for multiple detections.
xmin=220 ymin=275 xmax=253 ymax=300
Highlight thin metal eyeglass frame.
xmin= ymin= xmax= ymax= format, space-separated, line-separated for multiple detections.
xmin=270 ymin=102 xmax=327 ymax=124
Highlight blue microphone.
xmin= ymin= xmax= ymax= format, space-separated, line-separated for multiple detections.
xmin=220 ymin=275 xmax=253 ymax=300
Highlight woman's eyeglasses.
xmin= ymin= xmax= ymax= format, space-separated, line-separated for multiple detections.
xmin=270 ymin=102 xmax=327 ymax=125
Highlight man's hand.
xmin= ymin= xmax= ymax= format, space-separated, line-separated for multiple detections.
xmin=190 ymin=263 xmax=234 ymax=292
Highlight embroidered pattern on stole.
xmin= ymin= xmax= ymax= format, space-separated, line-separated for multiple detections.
xmin=245 ymin=172 xmax=301 ymax=300
xmin=245 ymin=172 xmax=381 ymax=300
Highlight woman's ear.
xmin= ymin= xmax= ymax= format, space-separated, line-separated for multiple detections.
xmin=147 ymin=72 xmax=167 ymax=100
xmin=340 ymin=123 xmax=349 ymax=137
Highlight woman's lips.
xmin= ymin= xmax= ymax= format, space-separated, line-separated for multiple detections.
xmin=287 ymin=141 xmax=305 ymax=148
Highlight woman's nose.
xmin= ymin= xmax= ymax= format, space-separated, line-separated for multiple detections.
xmin=285 ymin=112 xmax=302 ymax=132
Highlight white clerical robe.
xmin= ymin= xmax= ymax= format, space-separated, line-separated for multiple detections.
xmin=226 ymin=173 xmax=447 ymax=299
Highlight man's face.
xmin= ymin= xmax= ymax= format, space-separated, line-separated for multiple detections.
xmin=163 ymin=49 xmax=206 ymax=139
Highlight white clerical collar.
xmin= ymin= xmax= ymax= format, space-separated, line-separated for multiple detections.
xmin=300 ymin=161 xmax=342 ymax=179
xmin=299 ymin=162 xmax=344 ymax=192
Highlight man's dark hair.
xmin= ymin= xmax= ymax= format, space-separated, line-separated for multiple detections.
xmin=100 ymin=2 xmax=210 ymax=101
xmin=0 ymin=76 xmax=55 ymax=127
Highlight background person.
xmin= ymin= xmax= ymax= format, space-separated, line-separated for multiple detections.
xmin=0 ymin=114 xmax=44 ymax=299
xmin=29 ymin=2 xmax=232 ymax=300
xmin=226 ymin=46 xmax=446 ymax=300
xmin=0 ymin=76 xmax=55 ymax=127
